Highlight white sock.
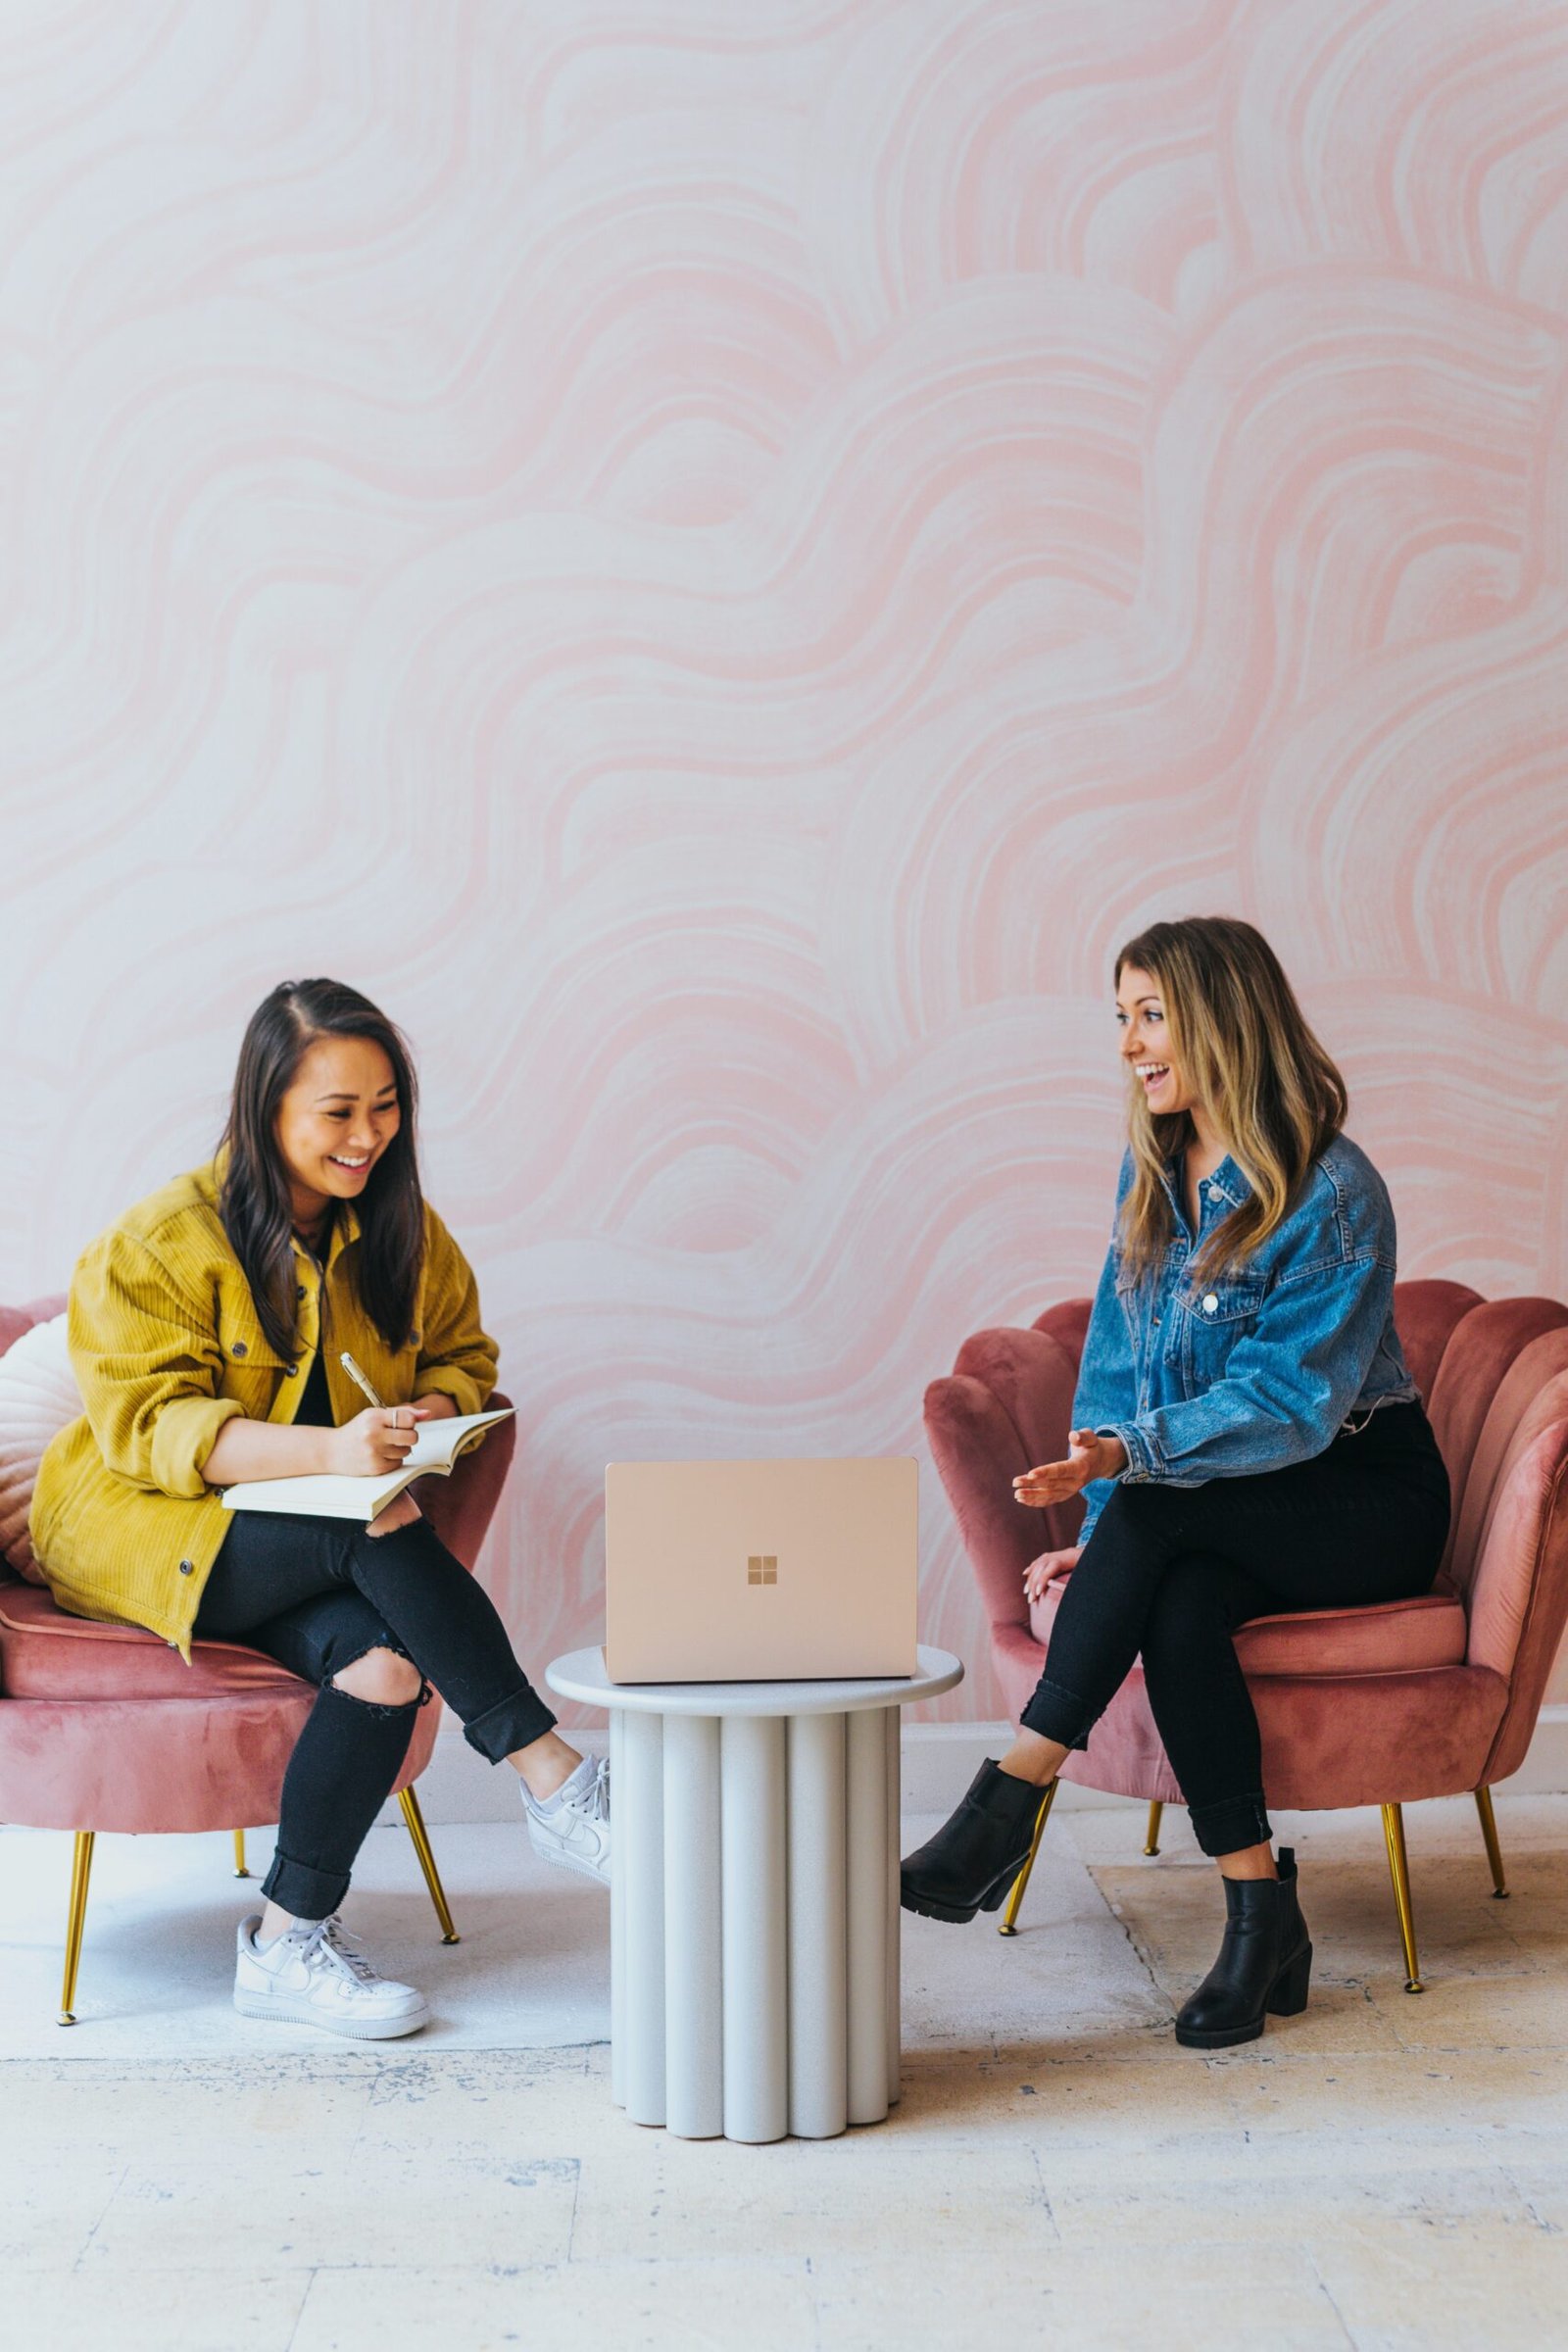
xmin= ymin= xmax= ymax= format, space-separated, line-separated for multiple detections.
xmin=257 ymin=1916 xmax=320 ymax=1950
xmin=529 ymin=1757 xmax=595 ymax=1815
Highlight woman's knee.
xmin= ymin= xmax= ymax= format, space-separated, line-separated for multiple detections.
xmin=366 ymin=1493 xmax=422 ymax=1539
xmin=331 ymin=1645 xmax=423 ymax=1706
xmin=1138 ymin=1555 xmax=1237 ymax=1664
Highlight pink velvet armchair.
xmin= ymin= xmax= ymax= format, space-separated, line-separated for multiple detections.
xmin=0 ymin=1297 xmax=517 ymax=2022
xmin=925 ymin=1281 xmax=1568 ymax=1989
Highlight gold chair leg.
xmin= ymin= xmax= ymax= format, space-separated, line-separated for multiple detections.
xmin=59 ymin=1831 xmax=95 ymax=2026
xmin=399 ymin=1785 xmax=460 ymax=1944
xmin=1474 ymin=1785 xmax=1508 ymax=1899
xmin=232 ymin=1829 xmax=250 ymax=1879
xmin=998 ymin=1778 xmax=1057 ymax=1937
xmin=1144 ymin=1799 xmax=1164 ymax=1857
xmin=1381 ymin=1801 xmax=1423 ymax=1993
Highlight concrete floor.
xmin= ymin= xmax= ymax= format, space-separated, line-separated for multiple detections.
xmin=2 ymin=1792 xmax=1565 ymax=2349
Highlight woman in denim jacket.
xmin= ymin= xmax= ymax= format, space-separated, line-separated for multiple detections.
xmin=902 ymin=916 xmax=1451 ymax=2047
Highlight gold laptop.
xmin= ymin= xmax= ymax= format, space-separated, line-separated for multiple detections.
xmin=604 ymin=1457 xmax=918 ymax=1683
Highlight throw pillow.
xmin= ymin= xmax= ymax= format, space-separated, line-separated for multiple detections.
xmin=0 ymin=1314 xmax=80 ymax=1584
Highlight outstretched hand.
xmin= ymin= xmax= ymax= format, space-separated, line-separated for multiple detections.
xmin=1011 ymin=1428 xmax=1128 ymax=1509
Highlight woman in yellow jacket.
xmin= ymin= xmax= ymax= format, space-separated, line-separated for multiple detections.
xmin=32 ymin=977 xmax=610 ymax=2040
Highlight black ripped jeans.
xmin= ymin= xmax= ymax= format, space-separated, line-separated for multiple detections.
xmin=195 ymin=1512 xmax=557 ymax=1918
xmin=1019 ymin=1401 xmax=1452 ymax=1858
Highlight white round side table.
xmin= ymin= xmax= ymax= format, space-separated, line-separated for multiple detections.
xmin=544 ymin=1645 xmax=963 ymax=2143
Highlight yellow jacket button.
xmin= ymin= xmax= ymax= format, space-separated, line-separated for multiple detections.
xmin=178 ymin=1559 xmax=195 ymax=1575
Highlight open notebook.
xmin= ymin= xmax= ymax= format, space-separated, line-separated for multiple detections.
xmin=220 ymin=1408 xmax=514 ymax=1524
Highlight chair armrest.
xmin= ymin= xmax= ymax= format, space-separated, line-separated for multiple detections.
xmin=925 ymin=1322 xmax=1087 ymax=1640
xmin=925 ymin=1382 xmax=1062 ymax=1646
xmin=418 ymin=1393 xmax=516 ymax=1573
xmin=1471 ymin=1410 xmax=1568 ymax=1784
xmin=953 ymin=1323 xmax=1084 ymax=1485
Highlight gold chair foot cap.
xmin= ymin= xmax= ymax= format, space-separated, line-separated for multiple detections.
xmin=57 ymin=2013 xmax=76 ymax=2028
xmin=997 ymin=1924 xmax=1018 ymax=1938
xmin=1143 ymin=1844 xmax=1160 ymax=1858
xmin=233 ymin=1869 xmax=251 ymax=1880
xmin=1404 ymin=1979 xmax=1424 ymax=1995
xmin=1491 ymin=1888 xmax=1509 ymax=1901
xmin=440 ymin=1932 xmax=461 ymax=1946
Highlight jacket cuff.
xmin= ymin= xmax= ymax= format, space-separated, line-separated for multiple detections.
xmin=151 ymin=1396 xmax=245 ymax=1497
xmin=1102 ymin=1419 xmax=1161 ymax=1483
xmin=416 ymin=1366 xmax=485 ymax=1421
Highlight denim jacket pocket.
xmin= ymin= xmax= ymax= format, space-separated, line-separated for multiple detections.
xmin=1171 ymin=1271 xmax=1268 ymax=1394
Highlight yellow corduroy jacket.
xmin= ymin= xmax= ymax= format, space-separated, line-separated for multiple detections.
xmin=29 ymin=1158 xmax=498 ymax=1658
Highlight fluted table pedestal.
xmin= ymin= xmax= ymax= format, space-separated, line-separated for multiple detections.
xmin=544 ymin=1646 xmax=963 ymax=2142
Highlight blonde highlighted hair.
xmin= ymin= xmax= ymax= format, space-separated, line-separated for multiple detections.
xmin=1114 ymin=917 xmax=1348 ymax=1292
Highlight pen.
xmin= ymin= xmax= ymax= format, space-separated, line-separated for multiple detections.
xmin=340 ymin=1351 xmax=386 ymax=1410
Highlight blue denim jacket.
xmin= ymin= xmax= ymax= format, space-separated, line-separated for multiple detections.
xmin=1074 ymin=1133 xmax=1421 ymax=1544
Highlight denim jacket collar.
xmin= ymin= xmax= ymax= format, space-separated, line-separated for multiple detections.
xmin=1200 ymin=1155 xmax=1250 ymax=1209
xmin=1154 ymin=1148 xmax=1250 ymax=1242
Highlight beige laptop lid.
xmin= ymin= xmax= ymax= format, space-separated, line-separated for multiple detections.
xmin=605 ymin=1457 xmax=917 ymax=1683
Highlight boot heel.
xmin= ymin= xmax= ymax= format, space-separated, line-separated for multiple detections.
xmin=1266 ymin=1944 xmax=1312 ymax=2017
xmin=897 ymin=1759 xmax=1046 ymax=1927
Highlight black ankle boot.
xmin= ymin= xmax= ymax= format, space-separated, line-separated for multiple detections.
xmin=900 ymin=1760 xmax=1049 ymax=1924
xmin=1174 ymin=1847 xmax=1312 ymax=2048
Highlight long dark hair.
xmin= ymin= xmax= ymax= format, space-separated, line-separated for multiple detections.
xmin=219 ymin=979 xmax=424 ymax=1359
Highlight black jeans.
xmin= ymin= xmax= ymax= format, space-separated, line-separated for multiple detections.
xmin=195 ymin=1511 xmax=557 ymax=1918
xmin=1020 ymin=1401 xmax=1452 ymax=1858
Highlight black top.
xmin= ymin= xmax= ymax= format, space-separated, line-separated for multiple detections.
xmin=293 ymin=1210 xmax=337 ymax=1430
xmin=295 ymin=1345 xmax=335 ymax=1429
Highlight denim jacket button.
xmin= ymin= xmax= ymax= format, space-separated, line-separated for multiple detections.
xmin=1202 ymin=1294 xmax=1218 ymax=1314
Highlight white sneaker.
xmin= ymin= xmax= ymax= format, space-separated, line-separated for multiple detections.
xmin=522 ymin=1755 xmax=612 ymax=1887
xmin=234 ymin=1914 xmax=430 ymax=2040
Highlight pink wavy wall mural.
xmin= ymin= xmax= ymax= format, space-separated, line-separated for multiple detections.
xmin=3 ymin=3 xmax=1566 ymax=1721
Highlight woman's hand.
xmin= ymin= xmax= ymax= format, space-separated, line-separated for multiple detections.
xmin=1011 ymin=1428 xmax=1128 ymax=1508
xmin=412 ymin=1392 xmax=459 ymax=1421
xmin=1023 ymin=1546 xmax=1082 ymax=1606
xmin=326 ymin=1405 xmax=431 ymax=1478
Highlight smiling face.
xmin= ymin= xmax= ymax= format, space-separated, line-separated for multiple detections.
xmin=274 ymin=1034 xmax=402 ymax=1231
xmin=1114 ymin=963 xmax=1197 ymax=1118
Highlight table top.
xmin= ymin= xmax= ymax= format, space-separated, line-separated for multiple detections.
xmin=544 ymin=1643 xmax=964 ymax=1718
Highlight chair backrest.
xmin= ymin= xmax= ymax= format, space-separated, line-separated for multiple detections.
xmin=1387 ymin=1278 xmax=1485 ymax=1402
xmin=1422 ymin=1298 xmax=1568 ymax=1781
xmin=1426 ymin=1299 xmax=1568 ymax=1593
